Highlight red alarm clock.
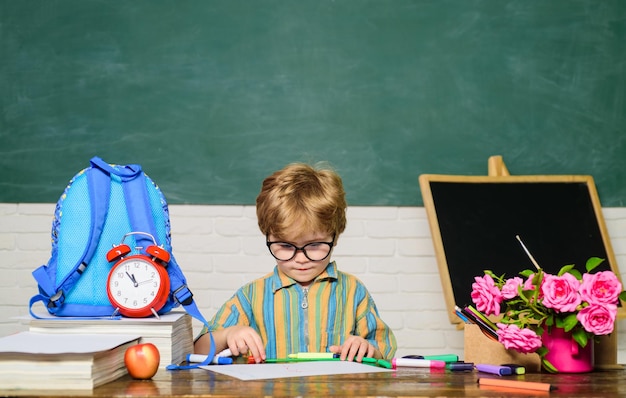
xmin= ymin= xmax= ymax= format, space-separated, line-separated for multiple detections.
xmin=106 ymin=232 xmax=171 ymax=318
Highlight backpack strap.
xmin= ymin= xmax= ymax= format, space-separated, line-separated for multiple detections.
xmin=164 ymin=270 xmax=216 ymax=369
xmin=168 ymin=255 xmax=211 ymax=330
xmin=166 ymin=331 xmax=216 ymax=370
xmin=110 ymin=160 xmax=217 ymax=368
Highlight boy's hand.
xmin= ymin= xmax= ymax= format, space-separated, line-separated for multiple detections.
xmin=224 ymin=325 xmax=266 ymax=363
xmin=329 ymin=335 xmax=381 ymax=362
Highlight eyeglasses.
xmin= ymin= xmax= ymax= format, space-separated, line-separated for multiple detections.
xmin=266 ymin=235 xmax=335 ymax=262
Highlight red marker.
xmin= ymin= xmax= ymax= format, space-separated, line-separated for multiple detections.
xmin=392 ymin=358 xmax=446 ymax=369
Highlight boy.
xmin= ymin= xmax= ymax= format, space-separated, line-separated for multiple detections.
xmin=194 ymin=163 xmax=397 ymax=363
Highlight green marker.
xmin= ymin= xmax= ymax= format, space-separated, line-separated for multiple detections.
xmin=421 ymin=354 xmax=459 ymax=363
xmin=263 ymin=356 xmax=381 ymax=365
xmin=404 ymin=354 xmax=459 ymax=363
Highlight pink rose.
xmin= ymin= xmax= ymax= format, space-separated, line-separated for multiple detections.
xmin=501 ymin=277 xmax=524 ymax=299
xmin=496 ymin=323 xmax=543 ymax=354
xmin=523 ymin=275 xmax=533 ymax=290
xmin=540 ymin=273 xmax=581 ymax=313
xmin=521 ymin=274 xmax=541 ymax=304
xmin=579 ymin=271 xmax=622 ymax=305
xmin=471 ymin=274 xmax=503 ymax=316
xmin=576 ymin=304 xmax=617 ymax=335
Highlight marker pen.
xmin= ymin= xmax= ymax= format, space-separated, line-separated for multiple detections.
xmin=466 ymin=305 xmax=498 ymax=330
xmin=287 ymin=352 xmax=336 ymax=359
xmin=262 ymin=356 xmax=379 ymax=365
xmin=262 ymin=358 xmax=309 ymax=363
xmin=501 ymin=363 xmax=526 ymax=375
xmin=461 ymin=307 xmax=499 ymax=341
xmin=475 ymin=364 xmax=512 ymax=376
xmin=454 ymin=306 xmax=471 ymax=324
xmin=408 ymin=354 xmax=459 ymax=363
xmin=187 ymin=354 xmax=233 ymax=365
xmin=289 ymin=352 xmax=385 ymax=366
xmin=447 ymin=362 xmax=474 ymax=371
xmin=478 ymin=378 xmax=554 ymax=392
xmin=216 ymin=348 xmax=233 ymax=357
xmin=392 ymin=358 xmax=446 ymax=369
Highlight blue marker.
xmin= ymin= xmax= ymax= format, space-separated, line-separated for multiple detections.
xmin=501 ymin=363 xmax=526 ymax=375
xmin=454 ymin=306 xmax=470 ymax=323
xmin=187 ymin=353 xmax=233 ymax=365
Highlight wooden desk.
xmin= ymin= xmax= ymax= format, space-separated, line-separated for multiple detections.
xmin=2 ymin=367 xmax=625 ymax=397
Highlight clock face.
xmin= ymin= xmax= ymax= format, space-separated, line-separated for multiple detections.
xmin=107 ymin=255 xmax=169 ymax=317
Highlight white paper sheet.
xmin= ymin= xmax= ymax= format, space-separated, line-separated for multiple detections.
xmin=201 ymin=360 xmax=393 ymax=380
xmin=0 ymin=332 xmax=139 ymax=355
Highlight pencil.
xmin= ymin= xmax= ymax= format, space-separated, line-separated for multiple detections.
xmin=478 ymin=378 xmax=555 ymax=392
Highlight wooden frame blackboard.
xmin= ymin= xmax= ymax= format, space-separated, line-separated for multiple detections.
xmin=419 ymin=172 xmax=622 ymax=326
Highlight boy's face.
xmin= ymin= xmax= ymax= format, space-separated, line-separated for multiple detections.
xmin=267 ymin=230 xmax=334 ymax=287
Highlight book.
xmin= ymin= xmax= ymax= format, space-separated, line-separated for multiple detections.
xmin=0 ymin=332 xmax=139 ymax=390
xmin=29 ymin=311 xmax=193 ymax=369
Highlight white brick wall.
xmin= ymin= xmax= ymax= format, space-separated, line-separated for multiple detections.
xmin=2 ymin=203 xmax=626 ymax=361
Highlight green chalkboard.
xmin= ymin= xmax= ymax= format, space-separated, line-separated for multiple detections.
xmin=1 ymin=1 xmax=625 ymax=205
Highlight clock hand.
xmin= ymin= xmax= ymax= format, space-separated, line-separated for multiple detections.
xmin=126 ymin=272 xmax=139 ymax=287
xmin=137 ymin=279 xmax=154 ymax=286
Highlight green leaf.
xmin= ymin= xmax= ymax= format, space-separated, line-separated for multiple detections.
xmin=544 ymin=314 xmax=554 ymax=327
xmin=542 ymin=358 xmax=558 ymax=373
xmin=572 ymin=329 xmax=588 ymax=348
xmin=562 ymin=314 xmax=579 ymax=332
xmin=619 ymin=291 xmax=626 ymax=302
xmin=519 ymin=269 xmax=534 ymax=278
xmin=557 ymin=264 xmax=575 ymax=276
xmin=568 ymin=269 xmax=582 ymax=281
xmin=484 ymin=270 xmax=507 ymax=285
xmin=586 ymin=257 xmax=605 ymax=273
xmin=535 ymin=346 xmax=547 ymax=357
xmin=520 ymin=289 xmax=533 ymax=300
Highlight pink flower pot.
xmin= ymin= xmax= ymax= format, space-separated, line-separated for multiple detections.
xmin=542 ymin=327 xmax=593 ymax=373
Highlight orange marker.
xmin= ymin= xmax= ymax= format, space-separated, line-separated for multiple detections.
xmin=247 ymin=356 xmax=266 ymax=364
xmin=478 ymin=378 xmax=555 ymax=392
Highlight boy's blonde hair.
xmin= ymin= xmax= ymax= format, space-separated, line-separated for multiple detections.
xmin=256 ymin=162 xmax=347 ymax=241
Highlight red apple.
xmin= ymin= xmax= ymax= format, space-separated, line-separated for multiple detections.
xmin=124 ymin=343 xmax=160 ymax=379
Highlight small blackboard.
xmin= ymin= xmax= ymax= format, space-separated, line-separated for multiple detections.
xmin=419 ymin=173 xmax=621 ymax=325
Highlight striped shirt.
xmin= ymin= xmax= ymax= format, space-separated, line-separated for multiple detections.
xmin=201 ymin=261 xmax=397 ymax=359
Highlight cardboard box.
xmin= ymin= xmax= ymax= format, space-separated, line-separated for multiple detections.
xmin=463 ymin=324 xmax=541 ymax=372
xmin=592 ymin=332 xmax=621 ymax=371
xmin=463 ymin=323 xmax=622 ymax=373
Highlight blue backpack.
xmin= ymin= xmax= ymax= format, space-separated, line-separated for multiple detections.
xmin=29 ymin=157 xmax=215 ymax=367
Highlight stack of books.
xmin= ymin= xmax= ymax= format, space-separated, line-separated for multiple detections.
xmin=29 ymin=311 xmax=193 ymax=369
xmin=0 ymin=332 xmax=139 ymax=390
